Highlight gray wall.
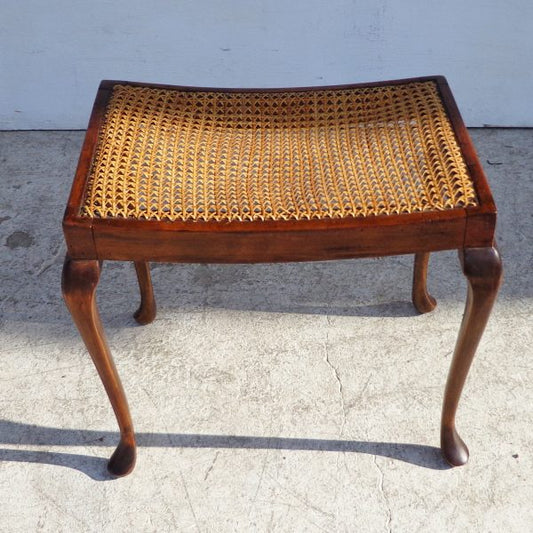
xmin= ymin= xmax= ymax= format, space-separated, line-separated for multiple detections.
xmin=1 ymin=0 xmax=532 ymax=129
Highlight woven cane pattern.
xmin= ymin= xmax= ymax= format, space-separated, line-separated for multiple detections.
xmin=82 ymin=81 xmax=477 ymax=222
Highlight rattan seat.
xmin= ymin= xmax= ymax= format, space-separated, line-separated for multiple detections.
xmin=62 ymin=76 xmax=502 ymax=477
xmin=83 ymin=81 xmax=478 ymax=223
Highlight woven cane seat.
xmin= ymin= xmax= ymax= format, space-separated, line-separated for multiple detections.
xmin=82 ymin=81 xmax=478 ymax=223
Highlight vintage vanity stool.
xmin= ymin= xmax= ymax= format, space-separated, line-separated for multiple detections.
xmin=62 ymin=76 xmax=502 ymax=476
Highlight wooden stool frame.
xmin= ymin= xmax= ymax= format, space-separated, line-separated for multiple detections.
xmin=62 ymin=76 xmax=502 ymax=476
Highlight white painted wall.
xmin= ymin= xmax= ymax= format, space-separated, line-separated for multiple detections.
xmin=1 ymin=0 xmax=532 ymax=129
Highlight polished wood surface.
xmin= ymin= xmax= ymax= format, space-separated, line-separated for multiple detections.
xmin=90 ymin=213 xmax=466 ymax=263
xmin=61 ymin=76 xmax=502 ymax=475
xmin=441 ymin=246 xmax=502 ymax=466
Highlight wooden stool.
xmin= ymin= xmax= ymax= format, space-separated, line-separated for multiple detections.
xmin=62 ymin=76 xmax=502 ymax=476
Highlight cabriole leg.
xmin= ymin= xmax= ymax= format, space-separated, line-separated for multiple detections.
xmin=133 ymin=261 xmax=156 ymax=325
xmin=412 ymin=252 xmax=437 ymax=313
xmin=62 ymin=256 xmax=136 ymax=476
xmin=441 ymin=246 xmax=502 ymax=466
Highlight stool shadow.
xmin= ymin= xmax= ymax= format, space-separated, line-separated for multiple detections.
xmin=0 ymin=419 xmax=449 ymax=481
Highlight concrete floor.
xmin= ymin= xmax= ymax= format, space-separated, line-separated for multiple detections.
xmin=0 ymin=129 xmax=532 ymax=532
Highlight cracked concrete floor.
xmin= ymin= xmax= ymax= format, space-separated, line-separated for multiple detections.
xmin=0 ymin=129 xmax=532 ymax=532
